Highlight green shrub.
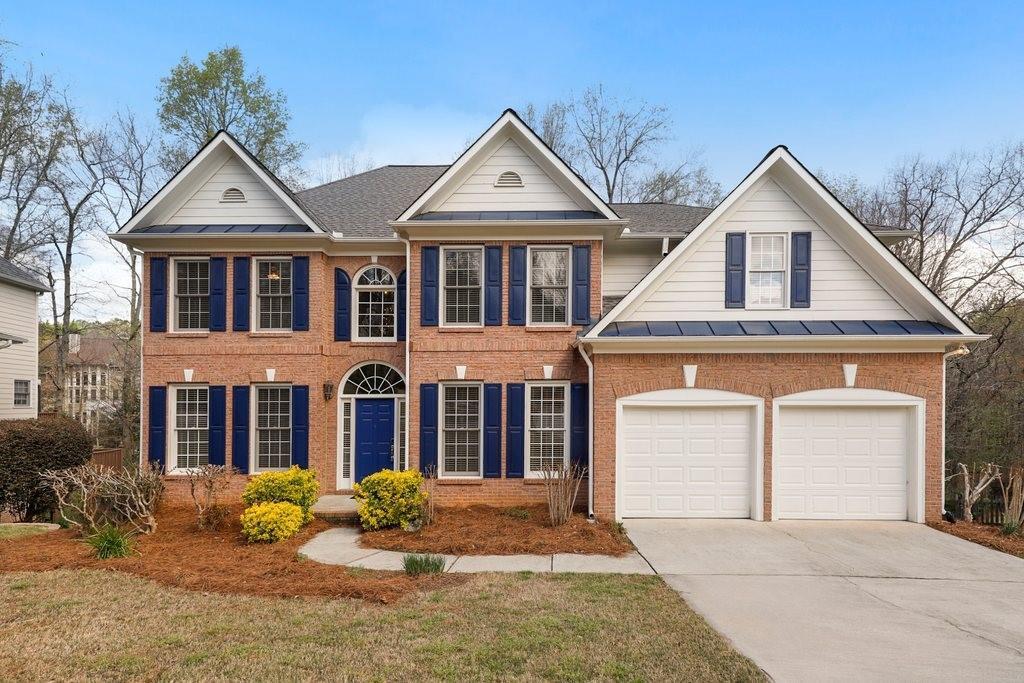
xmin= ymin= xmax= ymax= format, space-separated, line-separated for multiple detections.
xmin=85 ymin=525 xmax=134 ymax=559
xmin=353 ymin=469 xmax=427 ymax=530
xmin=502 ymin=507 xmax=530 ymax=521
xmin=403 ymin=553 xmax=446 ymax=575
xmin=1000 ymin=521 xmax=1021 ymax=536
xmin=0 ymin=416 xmax=92 ymax=521
xmin=242 ymin=466 xmax=318 ymax=524
xmin=240 ymin=501 xmax=304 ymax=543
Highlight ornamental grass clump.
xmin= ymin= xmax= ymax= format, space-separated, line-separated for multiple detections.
xmin=242 ymin=466 xmax=318 ymax=524
xmin=85 ymin=525 xmax=135 ymax=559
xmin=402 ymin=553 xmax=446 ymax=575
xmin=353 ymin=469 xmax=427 ymax=531
xmin=240 ymin=502 xmax=304 ymax=543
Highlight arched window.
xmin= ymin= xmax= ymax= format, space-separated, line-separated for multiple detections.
xmin=353 ymin=266 xmax=396 ymax=339
xmin=342 ymin=363 xmax=405 ymax=395
xmin=494 ymin=170 xmax=523 ymax=187
xmin=220 ymin=187 xmax=246 ymax=202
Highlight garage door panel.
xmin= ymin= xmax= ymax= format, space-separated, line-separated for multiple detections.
xmin=620 ymin=405 xmax=753 ymax=518
xmin=776 ymin=404 xmax=910 ymax=521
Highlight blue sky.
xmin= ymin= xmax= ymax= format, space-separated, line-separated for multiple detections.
xmin=4 ymin=1 xmax=1022 ymax=186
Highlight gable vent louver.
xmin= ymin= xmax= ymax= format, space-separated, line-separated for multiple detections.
xmin=494 ymin=170 xmax=524 ymax=188
xmin=220 ymin=187 xmax=247 ymax=203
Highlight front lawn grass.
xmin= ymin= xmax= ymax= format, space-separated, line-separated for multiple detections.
xmin=0 ymin=569 xmax=765 ymax=681
xmin=0 ymin=524 xmax=54 ymax=541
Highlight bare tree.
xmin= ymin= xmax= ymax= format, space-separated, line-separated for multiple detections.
xmin=522 ymin=101 xmax=578 ymax=168
xmin=305 ymin=150 xmax=374 ymax=186
xmin=624 ymin=156 xmax=723 ymax=207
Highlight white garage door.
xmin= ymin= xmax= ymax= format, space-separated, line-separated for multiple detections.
xmin=620 ymin=406 xmax=752 ymax=518
xmin=775 ymin=406 xmax=910 ymax=520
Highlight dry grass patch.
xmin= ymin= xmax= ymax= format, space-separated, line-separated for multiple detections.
xmin=362 ymin=504 xmax=633 ymax=556
xmin=0 ymin=569 xmax=765 ymax=682
xmin=929 ymin=520 xmax=1024 ymax=558
xmin=0 ymin=524 xmax=55 ymax=541
xmin=0 ymin=504 xmax=456 ymax=603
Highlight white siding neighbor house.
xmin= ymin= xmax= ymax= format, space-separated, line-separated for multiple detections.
xmin=0 ymin=257 xmax=49 ymax=419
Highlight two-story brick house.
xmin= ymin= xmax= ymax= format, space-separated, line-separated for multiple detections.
xmin=113 ymin=110 xmax=982 ymax=523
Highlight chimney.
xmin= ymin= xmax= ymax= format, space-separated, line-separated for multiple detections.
xmin=68 ymin=333 xmax=81 ymax=355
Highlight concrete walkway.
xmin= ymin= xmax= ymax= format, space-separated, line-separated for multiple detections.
xmin=298 ymin=526 xmax=654 ymax=574
xmin=626 ymin=519 xmax=1024 ymax=682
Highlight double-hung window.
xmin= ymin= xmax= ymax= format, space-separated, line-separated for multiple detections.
xmin=441 ymin=247 xmax=483 ymax=326
xmin=528 ymin=246 xmax=570 ymax=325
xmin=13 ymin=380 xmax=30 ymax=407
xmin=256 ymin=385 xmax=291 ymax=470
xmin=354 ymin=266 xmax=396 ymax=339
xmin=526 ymin=383 xmax=569 ymax=476
xmin=173 ymin=386 xmax=209 ymax=470
xmin=440 ymin=383 xmax=482 ymax=477
xmin=747 ymin=234 xmax=787 ymax=308
xmin=256 ymin=258 xmax=293 ymax=330
xmin=174 ymin=259 xmax=210 ymax=331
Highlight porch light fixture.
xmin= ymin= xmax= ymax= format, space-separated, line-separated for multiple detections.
xmin=323 ymin=383 xmax=334 ymax=401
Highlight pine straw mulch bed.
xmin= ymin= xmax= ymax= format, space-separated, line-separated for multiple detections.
xmin=0 ymin=504 xmax=461 ymax=604
xmin=929 ymin=520 xmax=1024 ymax=558
xmin=361 ymin=504 xmax=634 ymax=556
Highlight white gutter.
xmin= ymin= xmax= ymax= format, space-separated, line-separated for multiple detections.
xmin=941 ymin=344 xmax=970 ymax=515
xmin=576 ymin=341 xmax=595 ymax=519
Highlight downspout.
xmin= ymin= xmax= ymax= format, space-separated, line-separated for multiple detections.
xmin=941 ymin=344 xmax=970 ymax=515
xmin=399 ymin=233 xmax=411 ymax=471
xmin=576 ymin=341 xmax=595 ymax=519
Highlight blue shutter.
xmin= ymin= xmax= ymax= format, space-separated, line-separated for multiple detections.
xmin=483 ymin=383 xmax=501 ymax=477
xmin=419 ymin=383 xmax=438 ymax=473
xmin=484 ymin=246 xmax=502 ymax=326
xmin=334 ymin=268 xmax=351 ymax=341
xmin=725 ymin=232 xmax=746 ymax=309
xmin=148 ymin=386 xmax=166 ymax=468
xmin=421 ymin=246 xmax=439 ymax=326
xmin=149 ymin=257 xmax=167 ymax=332
xmin=232 ymin=257 xmax=250 ymax=331
xmin=209 ymin=257 xmax=226 ymax=331
xmin=397 ymin=269 xmax=407 ymax=341
xmin=571 ymin=245 xmax=591 ymax=325
xmin=291 ymin=385 xmax=309 ymax=468
xmin=208 ymin=386 xmax=226 ymax=465
xmin=791 ymin=232 xmax=812 ymax=308
xmin=505 ymin=383 xmax=525 ymax=477
xmin=231 ymin=386 xmax=250 ymax=473
xmin=570 ymin=383 xmax=588 ymax=472
xmin=508 ymin=246 xmax=526 ymax=326
xmin=292 ymin=256 xmax=309 ymax=331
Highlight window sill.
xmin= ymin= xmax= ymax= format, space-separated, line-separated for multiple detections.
xmin=349 ymin=341 xmax=398 ymax=347
xmin=248 ymin=331 xmax=294 ymax=338
xmin=524 ymin=326 xmax=577 ymax=333
xmin=436 ymin=478 xmax=484 ymax=486
xmin=165 ymin=331 xmax=210 ymax=338
xmin=437 ymin=327 xmax=485 ymax=333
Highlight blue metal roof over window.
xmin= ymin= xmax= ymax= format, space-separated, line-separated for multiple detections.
xmin=132 ymin=224 xmax=313 ymax=234
xmin=597 ymin=320 xmax=961 ymax=337
xmin=411 ymin=210 xmax=605 ymax=221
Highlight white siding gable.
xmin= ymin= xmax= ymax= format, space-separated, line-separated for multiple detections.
xmin=604 ymin=241 xmax=665 ymax=297
xmin=620 ymin=176 xmax=911 ymax=321
xmin=168 ymin=157 xmax=300 ymax=224
xmin=436 ymin=138 xmax=582 ymax=212
xmin=0 ymin=281 xmax=39 ymax=419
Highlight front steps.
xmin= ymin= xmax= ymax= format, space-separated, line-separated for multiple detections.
xmin=312 ymin=494 xmax=360 ymax=524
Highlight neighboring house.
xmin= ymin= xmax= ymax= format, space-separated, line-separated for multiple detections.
xmin=112 ymin=110 xmax=983 ymax=523
xmin=39 ymin=332 xmax=125 ymax=440
xmin=0 ymin=256 xmax=49 ymax=419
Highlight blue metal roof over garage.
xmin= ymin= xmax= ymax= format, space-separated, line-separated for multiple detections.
xmin=131 ymin=224 xmax=313 ymax=234
xmin=597 ymin=320 xmax=962 ymax=337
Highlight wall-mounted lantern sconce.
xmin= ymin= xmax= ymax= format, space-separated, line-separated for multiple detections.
xmin=323 ymin=383 xmax=334 ymax=401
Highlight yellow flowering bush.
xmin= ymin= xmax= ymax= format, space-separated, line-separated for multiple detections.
xmin=353 ymin=469 xmax=427 ymax=531
xmin=240 ymin=501 xmax=304 ymax=543
xmin=242 ymin=466 xmax=318 ymax=524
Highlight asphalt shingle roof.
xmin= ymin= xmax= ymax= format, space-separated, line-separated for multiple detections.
xmin=0 ymin=256 xmax=49 ymax=292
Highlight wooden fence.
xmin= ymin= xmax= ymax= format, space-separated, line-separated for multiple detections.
xmin=946 ymin=492 xmax=1005 ymax=525
xmin=90 ymin=447 xmax=125 ymax=470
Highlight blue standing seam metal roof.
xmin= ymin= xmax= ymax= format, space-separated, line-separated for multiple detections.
xmin=131 ymin=224 xmax=313 ymax=234
xmin=598 ymin=320 xmax=962 ymax=337
xmin=410 ymin=210 xmax=606 ymax=221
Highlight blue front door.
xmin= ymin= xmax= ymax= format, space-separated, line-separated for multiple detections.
xmin=354 ymin=399 xmax=395 ymax=482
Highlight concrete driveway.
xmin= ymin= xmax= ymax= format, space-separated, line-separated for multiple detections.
xmin=625 ymin=519 xmax=1024 ymax=682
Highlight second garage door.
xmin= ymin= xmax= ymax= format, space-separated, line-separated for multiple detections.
xmin=620 ymin=405 xmax=753 ymax=518
xmin=774 ymin=406 xmax=910 ymax=520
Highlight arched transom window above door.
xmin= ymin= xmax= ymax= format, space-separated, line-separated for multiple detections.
xmin=354 ymin=266 xmax=396 ymax=340
xmin=342 ymin=363 xmax=405 ymax=396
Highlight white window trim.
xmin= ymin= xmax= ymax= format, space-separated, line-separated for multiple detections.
xmin=170 ymin=256 xmax=211 ymax=333
xmin=526 ymin=245 xmax=572 ymax=326
xmin=352 ymin=264 xmax=397 ymax=342
xmin=250 ymin=383 xmax=293 ymax=473
xmin=438 ymin=381 xmax=484 ymax=479
xmin=251 ymin=256 xmax=294 ymax=332
xmin=167 ymin=383 xmax=210 ymax=474
xmin=439 ymin=245 xmax=485 ymax=328
xmin=524 ymin=381 xmax=570 ymax=478
xmin=13 ymin=379 xmax=31 ymax=407
xmin=396 ymin=397 xmax=407 ymax=471
xmin=745 ymin=232 xmax=789 ymax=310
xmin=337 ymin=396 xmax=355 ymax=489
